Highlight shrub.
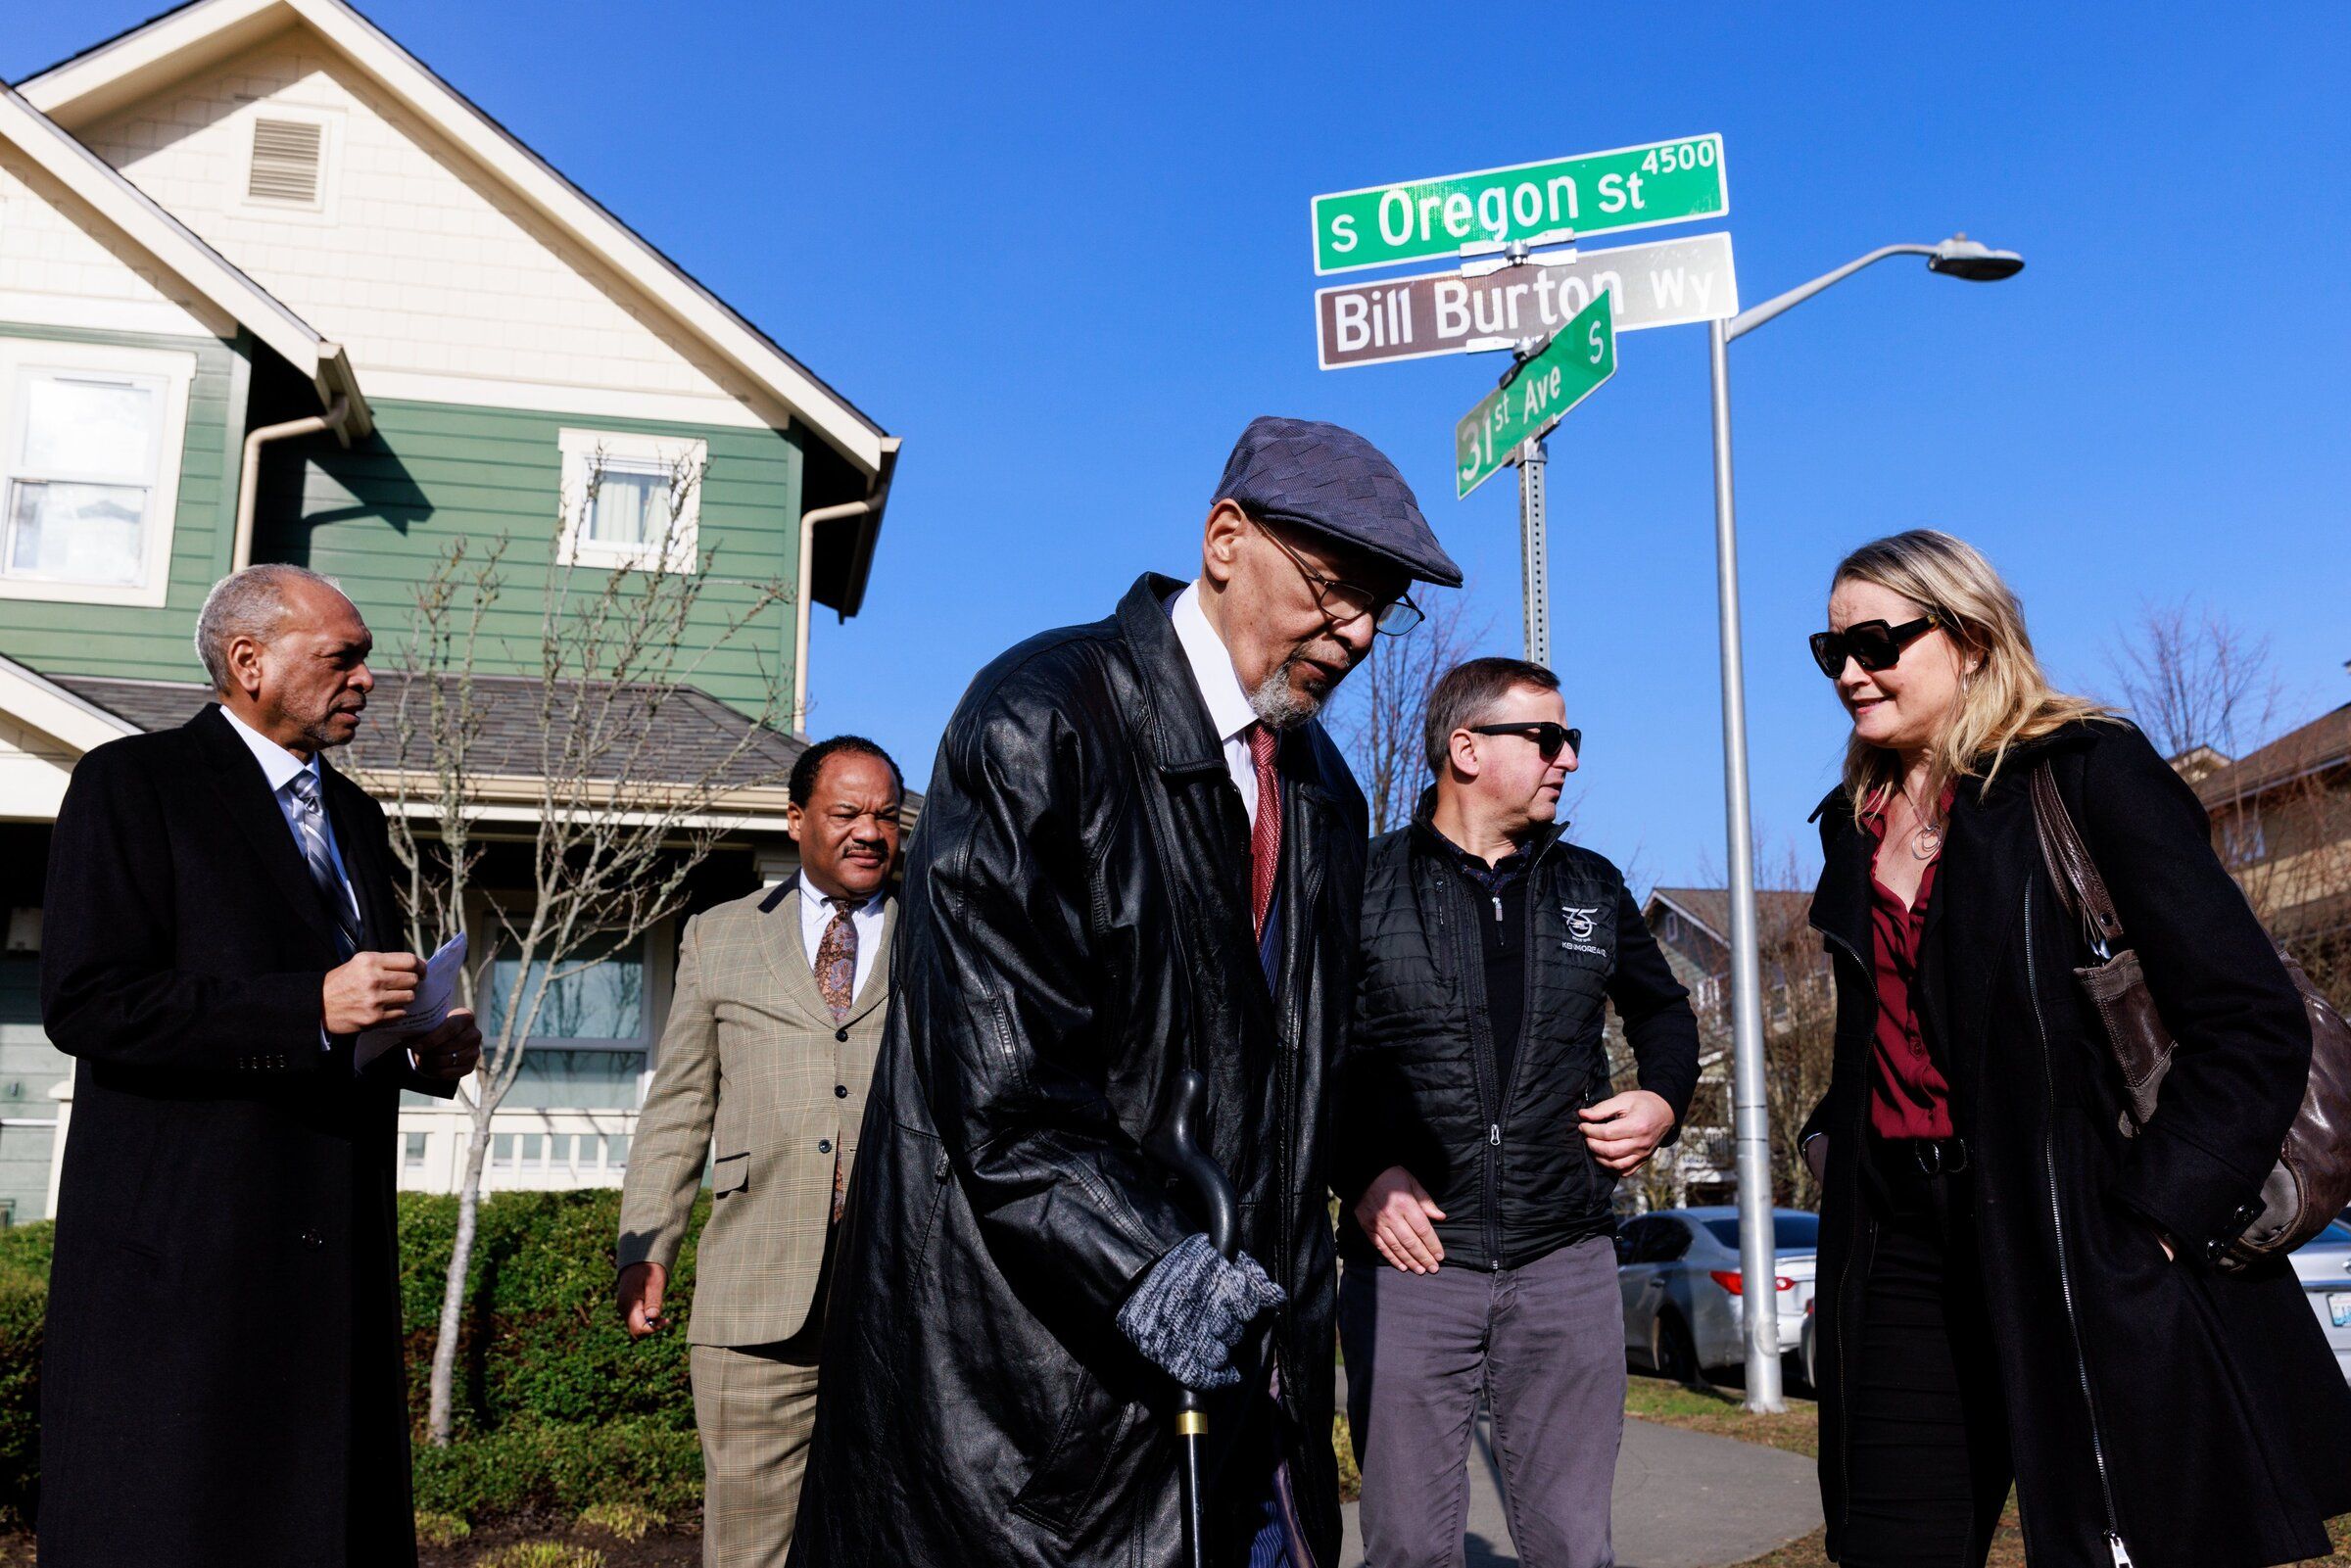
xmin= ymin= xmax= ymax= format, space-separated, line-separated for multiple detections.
xmin=577 ymin=1500 xmax=658 ymax=1542
xmin=0 ymin=1223 xmax=53 ymax=1526
xmin=413 ymin=1511 xmax=471 ymax=1547
xmin=472 ymin=1544 xmax=605 ymax=1568
xmin=0 ymin=1192 xmax=710 ymax=1530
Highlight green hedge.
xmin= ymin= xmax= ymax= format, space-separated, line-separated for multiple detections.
xmin=0 ymin=1223 xmax=50 ymax=1526
xmin=0 ymin=1189 xmax=710 ymax=1527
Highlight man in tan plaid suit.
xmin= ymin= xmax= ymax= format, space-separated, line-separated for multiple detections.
xmin=616 ymin=736 xmax=904 ymax=1567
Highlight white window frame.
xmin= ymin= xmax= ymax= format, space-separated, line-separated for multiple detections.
xmin=474 ymin=918 xmax=675 ymax=1112
xmin=0 ymin=338 xmax=194 ymax=608
xmin=556 ymin=428 xmax=704 ymax=573
xmin=237 ymin=105 xmax=341 ymax=223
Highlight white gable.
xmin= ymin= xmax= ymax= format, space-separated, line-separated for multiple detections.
xmin=74 ymin=31 xmax=784 ymax=429
xmin=0 ymin=141 xmax=225 ymax=340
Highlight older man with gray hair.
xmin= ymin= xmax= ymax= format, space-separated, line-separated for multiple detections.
xmin=37 ymin=564 xmax=480 ymax=1568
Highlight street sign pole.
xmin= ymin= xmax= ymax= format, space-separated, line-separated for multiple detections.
xmin=1516 ymin=438 xmax=1549 ymax=665
xmin=1708 ymin=315 xmax=1784 ymax=1414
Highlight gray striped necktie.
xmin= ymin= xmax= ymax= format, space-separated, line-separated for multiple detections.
xmin=284 ymin=770 xmax=362 ymax=959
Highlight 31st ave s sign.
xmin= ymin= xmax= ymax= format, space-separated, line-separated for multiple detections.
xmin=1456 ymin=292 xmax=1615 ymax=498
xmin=1314 ymin=135 xmax=1727 ymax=275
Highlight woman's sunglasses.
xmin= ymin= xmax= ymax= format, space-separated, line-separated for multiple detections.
xmin=1808 ymin=616 xmax=1939 ymax=680
xmin=1466 ymin=722 xmax=1581 ymax=760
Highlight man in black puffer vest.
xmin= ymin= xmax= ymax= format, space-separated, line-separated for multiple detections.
xmin=1335 ymin=657 xmax=1699 ymax=1568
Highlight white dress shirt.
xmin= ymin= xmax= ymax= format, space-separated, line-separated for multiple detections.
xmin=220 ymin=705 xmax=364 ymax=1055
xmin=219 ymin=705 xmax=360 ymax=927
xmin=1169 ymin=581 xmax=1265 ymax=829
xmin=796 ymin=872 xmax=886 ymax=1002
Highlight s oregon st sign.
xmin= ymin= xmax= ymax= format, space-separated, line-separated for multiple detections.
xmin=1316 ymin=232 xmax=1736 ymax=370
xmin=1312 ymin=135 xmax=1727 ymax=275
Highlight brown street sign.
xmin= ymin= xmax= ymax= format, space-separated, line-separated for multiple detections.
xmin=1316 ymin=232 xmax=1736 ymax=371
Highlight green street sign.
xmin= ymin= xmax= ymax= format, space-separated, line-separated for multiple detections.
xmin=1456 ymin=291 xmax=1615 ymax=499
xmin=1313 ymin=135 xmax=1727 ymax=276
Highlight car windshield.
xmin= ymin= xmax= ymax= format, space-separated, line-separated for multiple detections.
xmin=1703 ymin=1214 xmax=1820 ymax=1252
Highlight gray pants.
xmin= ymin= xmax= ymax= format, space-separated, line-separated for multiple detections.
xmin=1339 ymin=1235 xmax=1625 ymax=1568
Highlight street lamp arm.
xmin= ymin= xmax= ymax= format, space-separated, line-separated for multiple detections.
xmin=1724 ymin=244 xmax=1940 ymax=342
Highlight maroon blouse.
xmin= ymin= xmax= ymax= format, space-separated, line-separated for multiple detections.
xmin=1861 ymin=799 xmax=1955 ymax=1141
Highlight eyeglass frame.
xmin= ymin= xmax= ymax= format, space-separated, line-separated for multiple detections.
xmin=1253 ymin=517 xmax=1424 ymax=636
xmin=1808 ymin=615 xmax=1941 ymax=680
xmin=1464 ymin=721 xmax=1581 ymax=760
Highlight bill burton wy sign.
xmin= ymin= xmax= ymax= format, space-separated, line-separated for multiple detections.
xmin=1316 ymin=232 xmax=1737 ymax=370
xmin=1312 ymin=135 xmax=1727 ymax=275
xmin=1456 ymin=291 xmax=1616 ymax=498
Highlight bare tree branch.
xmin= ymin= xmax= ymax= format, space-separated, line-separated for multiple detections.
xmin=385 ymin=450 xmax=796 ymax=1445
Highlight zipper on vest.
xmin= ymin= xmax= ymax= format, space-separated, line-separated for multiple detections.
xmin=2024 ymin=884 xmax=2131 ymax=1565
xmin=1491 ymin=893 xmax=1503 ymax=923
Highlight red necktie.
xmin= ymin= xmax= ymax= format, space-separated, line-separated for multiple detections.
xmin=1249 ymin=724 xmax=1282 ymax=939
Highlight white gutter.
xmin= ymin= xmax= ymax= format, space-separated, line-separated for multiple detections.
xmin=792 ymin=497 xmax=878 ymax=736
xmin=233 ymin=393 xmax=352 ymax=571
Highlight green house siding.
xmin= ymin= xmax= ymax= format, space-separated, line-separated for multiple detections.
xmin=0 ymin=323 xmax=250 ymax=683
xmin=261 ymin=400 xmax=806 ymax=720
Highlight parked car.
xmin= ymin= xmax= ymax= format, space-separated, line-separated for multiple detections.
xmin=2294 ymin=1215 xmax=2351 ymax=1383
xmin=1617 ymin=1207 xmax=1817 ymax=1383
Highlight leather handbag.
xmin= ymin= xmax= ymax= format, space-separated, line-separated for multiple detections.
xmin=2028 ymin=761 xmax=2351 ymax=1270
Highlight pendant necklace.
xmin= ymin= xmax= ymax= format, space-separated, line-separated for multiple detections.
xmin=1900 ymin=787 xmax=1943 ymax=861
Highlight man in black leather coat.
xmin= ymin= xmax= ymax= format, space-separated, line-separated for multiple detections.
xmin=788 ymin=418 xmax=1462 ymax=1568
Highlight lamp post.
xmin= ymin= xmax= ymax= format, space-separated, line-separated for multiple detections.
xmin=1711 ymin=234 xmax=2024 ymax=1413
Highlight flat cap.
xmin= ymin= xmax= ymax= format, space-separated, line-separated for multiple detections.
xmin=1213 ymin=416 xmax=1463 ymax=588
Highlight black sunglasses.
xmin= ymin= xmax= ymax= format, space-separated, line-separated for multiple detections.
xmin=1466 ymin=722 xmax=1581 ymax=760
xmin=1809 ymin=616 xmax=1939 ymax=679
xmin=1257 ymin=521 xmax=1424 ymax=636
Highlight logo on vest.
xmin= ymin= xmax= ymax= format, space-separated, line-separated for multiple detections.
xmin=1559 ymin=903 xmax=1609 ymax=958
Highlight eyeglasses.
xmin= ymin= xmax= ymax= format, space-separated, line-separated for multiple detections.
xmin=1258 ymin=521 xmax=1423 ymax=636
xmin=1466 ymin=722 xmax=1581 ymax=760
xmin=1808 ymin=616 xmax=1940 ymax=680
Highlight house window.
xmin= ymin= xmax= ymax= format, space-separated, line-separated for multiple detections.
xmin=480 ymin=930 xmax=653 ymax=1112
xmin=557 ymin=428 xmax=705 ymax=572
xmin=0 ymin=339 xmax=193 ymax=607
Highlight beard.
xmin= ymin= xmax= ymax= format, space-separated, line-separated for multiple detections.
xmin=1247 ymin=639 xmax=1348 ymax=732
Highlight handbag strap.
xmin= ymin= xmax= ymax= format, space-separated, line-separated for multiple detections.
xmin=2028 ymin=760 xmax=2128 ymax=957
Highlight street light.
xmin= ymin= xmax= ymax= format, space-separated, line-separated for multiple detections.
xmin=1706 ymin=233 xmax=2024 ymax=1413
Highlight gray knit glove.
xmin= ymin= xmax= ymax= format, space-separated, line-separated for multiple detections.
xmin=1116 ymin=1233 xmax=1286 ymax=1391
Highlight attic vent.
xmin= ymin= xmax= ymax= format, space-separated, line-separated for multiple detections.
xmin=246 ymin=119 xmax=322 ymax=204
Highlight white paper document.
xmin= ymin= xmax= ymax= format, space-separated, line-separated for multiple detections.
xmin=357 ymin=932 xmax=468 ymax=1071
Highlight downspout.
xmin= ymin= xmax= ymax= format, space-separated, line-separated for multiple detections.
xmin=792 ymin=496 xmax=878 ymax=736
xmin=232 ymin=394 xmax=352 ymax=571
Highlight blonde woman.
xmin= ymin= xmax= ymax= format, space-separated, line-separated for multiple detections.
xmin=1795 ymin=531 xmax=2350 ymax=1568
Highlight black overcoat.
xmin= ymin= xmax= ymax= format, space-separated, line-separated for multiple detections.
xmin=1802 ymin=720 xmax=2351 ymax=1567
xmin=789 ymin=575 xmax=1367 ymax=1568
xmin=36 ymin=704 xmax=453 ymax=1568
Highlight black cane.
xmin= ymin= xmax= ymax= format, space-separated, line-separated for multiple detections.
xmin=1142 ymin=1068 xmax=1237 ymax=1568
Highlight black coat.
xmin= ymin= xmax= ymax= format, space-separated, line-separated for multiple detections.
xmin=37 ymin=705 xmax=452 ymax=1568
xmin=789 ymin=575 xmax=1367 ymax=1568
xmin=1801 ymin=720 xmax=2351 ymax=1568
xmin=1336 ymin=811 xmax=1700 ymax=1268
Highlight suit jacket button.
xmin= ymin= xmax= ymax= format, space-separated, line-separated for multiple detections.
xmin=835 ymin=1028 xmax=849 ymax=1043
xmin=2233 ymin=1202 xmax=2259 ymax=1225
xmin=2204 ymin=1238 xmax=2229 ymax=1263
xmin=818 ymin=1139 xmax=834 ymax=1155
xmin=299 ymin=1231 xmax=324 ymax=1251
xmin=835 ymin=1084 xmax=848 ymax=1098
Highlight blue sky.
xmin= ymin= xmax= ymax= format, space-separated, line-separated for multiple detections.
xmin=13 ymin=2 xmax=2347 ymax=887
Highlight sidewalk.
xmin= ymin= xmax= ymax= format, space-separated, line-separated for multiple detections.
xmin=1336 ymin=1389 xmax=1822 ymax=1568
